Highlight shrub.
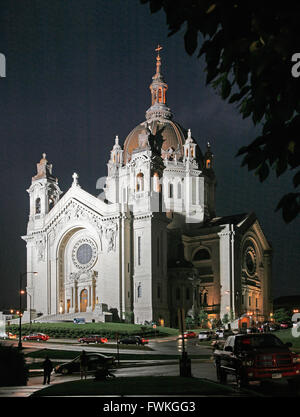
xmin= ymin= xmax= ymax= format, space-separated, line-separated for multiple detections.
xmin=0 ymin=345 xmax=29 ymax=386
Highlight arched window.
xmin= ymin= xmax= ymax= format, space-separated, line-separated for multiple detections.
xmin=137 ymin=284 xmax=142 ymax=298
xmin=203 ymin=292 xmax=208 ymax=306
xmin=153 ymin=172 xmax=160 ymax=192
xmin=49 ymin=197 xmax=54 ymax=211
xmin=35 ymin=198 xmax=41 ymax=214
xmin=206 ymin=159 xmax=211 ymax=169
xmin=169 ymin=183 xmax=174 ymax=198
xmin=152 ymin=91 xmax=157 ymax=105
xmin=193 ymin=248 xmax=211 ymax=261
xmin=158 ymin=88 xmax=162 ymax=103
xmin=136 ymin=172 xmax=144 ymax=192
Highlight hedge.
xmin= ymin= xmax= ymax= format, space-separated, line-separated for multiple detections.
xmin=7 ymin=322 xmax=179 ymax=340
xmin=0 ymin=345 xmax=29 ymax=386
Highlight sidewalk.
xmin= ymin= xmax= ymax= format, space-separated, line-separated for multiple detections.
xmin=0 ymin=374 xmax=87 ymax=397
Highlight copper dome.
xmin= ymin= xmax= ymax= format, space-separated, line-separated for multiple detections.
xmin=123 ymin=119 xmax=189 ymax=163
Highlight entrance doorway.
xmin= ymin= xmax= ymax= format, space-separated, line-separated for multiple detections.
xmin=80 ymin=289 xmax=88 ymax=312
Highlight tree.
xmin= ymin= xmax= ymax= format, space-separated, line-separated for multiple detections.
xmin=222 ymin=313 xmax=229 ymax=325
xmin=273 ymin=308 xmax=291 ymax=323
xmin=124 ymin=311 xmax=134 ymax=324
xmin=210 ymin=318 xmax=218 ymax=329
xmin=141 ymin=0 xmax=300 ymax=222
xmin=197 ymin=308 xmax=209 ymax=327
xmin=185 ymin=315 xmax=194 ymax=329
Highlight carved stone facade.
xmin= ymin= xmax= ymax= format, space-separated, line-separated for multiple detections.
xmin=22 ymin=50 xmax=272 ymax=327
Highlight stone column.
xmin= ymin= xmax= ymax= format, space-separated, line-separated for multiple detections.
xmin=262 ymin=250 xmax=272 ymax=319
xmin=75 ymin=283 xmax=78 ymax=313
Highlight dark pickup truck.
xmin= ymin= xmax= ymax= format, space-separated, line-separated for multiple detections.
xmin=213 ymin=333 xmax=300 ymax=388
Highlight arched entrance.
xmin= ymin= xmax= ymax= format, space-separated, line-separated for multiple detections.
xmin=57 ymin=227 xmax=83 ymax=314
xmin=80 ymin=289 xmax=88 ymax=312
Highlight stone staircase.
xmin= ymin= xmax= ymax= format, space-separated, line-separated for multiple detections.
xmin=33 ymin=311 xmax=95 ymax=323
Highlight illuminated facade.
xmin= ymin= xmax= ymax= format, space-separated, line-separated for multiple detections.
xmin=22 ymin=48 xmax=272 ymax=327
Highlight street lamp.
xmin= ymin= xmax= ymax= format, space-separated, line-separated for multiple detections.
xmin=27 ymin=292 xmax=32 ymax=332
xmin=18 ymin=271 xmax=37 ymax=349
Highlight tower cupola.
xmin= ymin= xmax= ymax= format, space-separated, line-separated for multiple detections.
xmin=146 ymin=45 xmax=173 ymax=121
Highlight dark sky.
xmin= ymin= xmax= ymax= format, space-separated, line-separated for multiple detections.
xmin=0 ymin=0 xmax=299 ymax=309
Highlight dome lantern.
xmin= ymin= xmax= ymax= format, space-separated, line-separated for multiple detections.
xmin=145 ymin=45 xmax=173 ymax=122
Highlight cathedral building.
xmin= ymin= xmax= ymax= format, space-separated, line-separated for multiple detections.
xmin=22 ymin=48 xmax=272 ymax=328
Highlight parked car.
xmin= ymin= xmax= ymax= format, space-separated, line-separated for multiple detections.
xmin=280 ymin=321 xmax=293 ymax=329
xmin=182 ymin=331 xmax=197 ymax=339
xmin=55 ymin=352 xmax=115 ymax=375
xmin=261 ymin=322 xmax=281 ymax=332
xmin=118 ymin=335 xmax=148 ymax=345
xmin=214 ymin=333 xmax=300 ymax=388
xmin=215 ymin=329 xmax=233 ymax=339
xmin=198 ymin=331 xmax=214 ymax=341
xmin=246 ymin=327 xmax=259 ymax=334
xmin=22 ymin=333 xmax=49 ymax=341
xmin=78 ymin=335 xmax=108 ymax=344
xmin=215 ymin=328 xmax=224 ymax=338
xmin=73 ymin=318 xmax=86 ymax=324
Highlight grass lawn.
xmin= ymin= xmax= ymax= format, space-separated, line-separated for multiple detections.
xmin=7 ymin=322 xmax=179 ymax=338
xmin=274 ymin=329 xmax=300 ymax=352
xmin=24 ymin=348 xmax=212 ymax=362
xmin=31 ymin=376 xmax=238 ymax=396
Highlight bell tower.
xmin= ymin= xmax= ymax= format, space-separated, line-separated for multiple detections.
xmin=27 ymin=153 xmax=62 ymax=231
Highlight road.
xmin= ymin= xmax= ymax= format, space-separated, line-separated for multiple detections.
xmin=1 ymin=336 xmax=299 ymax=397
xmin=2 ymin=335 xmax=213 ymax=356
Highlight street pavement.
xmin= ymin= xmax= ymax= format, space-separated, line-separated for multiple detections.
xmin=0 ymin=361 xmax=218 ymax=397
xmin=2 ymin=335 xmax=212 ymax=356
xmin=1 ymin=336 xmax=298 ymax=397
xmin=0 ymin=336 xmax=216 ymax=397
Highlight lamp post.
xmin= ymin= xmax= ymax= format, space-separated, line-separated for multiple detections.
xmin=27 ymin=292 xmax=32 ymax=332
xmin=18 ymin=271 xmax=37 ymax=349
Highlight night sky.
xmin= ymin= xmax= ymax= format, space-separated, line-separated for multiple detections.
xmin=0 ymin=0 xmax=299 ymax=310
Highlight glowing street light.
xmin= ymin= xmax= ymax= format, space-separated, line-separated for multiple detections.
xmin=18 ymin=271 xmax=37 ymax=349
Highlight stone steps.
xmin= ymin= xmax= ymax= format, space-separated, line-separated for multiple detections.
xmin=34 ymin=311 xmax=95 ymax=323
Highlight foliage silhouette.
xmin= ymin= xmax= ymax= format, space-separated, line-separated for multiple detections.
xmin=141 ymin=0 xmax=300 ymax=222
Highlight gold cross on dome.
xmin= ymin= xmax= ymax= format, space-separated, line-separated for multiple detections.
xmin=155 ymin=44 xmax=163 ymax=55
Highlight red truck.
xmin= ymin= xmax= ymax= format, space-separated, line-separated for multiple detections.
xmin=213 ymin=333 xmax=300 ymax=389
